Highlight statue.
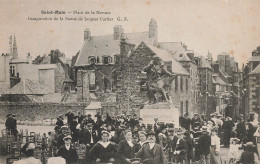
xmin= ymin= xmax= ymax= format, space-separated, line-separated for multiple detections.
xmin=142 ymin=56 xmax=176 ymax=104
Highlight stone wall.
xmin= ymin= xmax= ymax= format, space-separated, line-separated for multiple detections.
xmin=55 ymin=63 xmax=66 ymax=93
xmin=0 ymin=102 xmax=126 ymax=123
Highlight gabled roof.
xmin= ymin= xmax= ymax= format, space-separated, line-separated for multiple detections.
xmin=59 ymin=57 xmax=72 ymax=66
xmin=212 ymin=74 xmax=227 ymax=85
xmin=158 ymin=42 xmax=191 ymax=62
xmin=3 ymin=79 xmax=53 ymax=95
xmin=75 ymin=32 xmax=155 ymax=66
xmin=145 ymin=44 xmax=189 ymax=76
xmin=250 ymin=64 xmax=260 ymax=74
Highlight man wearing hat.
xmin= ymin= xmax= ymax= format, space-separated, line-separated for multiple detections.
xmin=5 ymin=113 xmax=13 ymax=134
xmin=70 ymin=116 xmax=78 ymax=142
xmin=57 ymin=126 xmax=69 ymax=148
xmin=182 ymin=113 xmax=191 ymax=131
xmin=57 ymin=135 xmax=78 ymax=164
xmin=198 ymin=126 xmax=211 ymax=164
xmin=191 ymin=113 xmax=201 ymax=130
xmin=65 ymin=111 xmax=74 ymax=127
xmin=136 ymin=131 xmax=167 ymax=164
xmin=56 ymin=115 xmax=64 ymax=127
xmin=166 ymin=128 xmax=178 ymax=162
xmin=173 ymin=129 xmax=188 ymax=164
xmin=137 ymin=118 xmax=146 ymax=131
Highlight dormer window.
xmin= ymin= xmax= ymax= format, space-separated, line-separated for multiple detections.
xmin=102 ymin=56 xmax=112 ymax=64
xmin=179 ymin=54 xmax=183 ymax=57
xmin=102 ymin=56 xmax=109 ymax=64
xmin=88 ymin=56 xmax=96 ymax=64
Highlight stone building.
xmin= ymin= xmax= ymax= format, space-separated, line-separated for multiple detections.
xmin=9 ymin=53 xmax=38 ymax=88
xmin=0 ymin=54 xmax=10 ymax=93
xmin=240 ymin=46 xmax=260 ymax=120
xmin=215 ymin=52 xmax=241 ymax=116
xmin=113 ymin=41 xmax=189 ymax=115
xmin=32 ymin=50 xmax=73 ymax=93
xmin=195 ymin=56 xmax=215 ymax=118
xmin=74 ymin=19 xmax=158 ymax=102
xmin=158 ymin=42 xmax=199 ymax=115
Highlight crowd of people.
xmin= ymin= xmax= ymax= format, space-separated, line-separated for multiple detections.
xmin=5 ymin=110 xmax=260 ymax=164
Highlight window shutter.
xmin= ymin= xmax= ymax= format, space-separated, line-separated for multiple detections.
xmin=108 ymin=56 xmax=112 ymax=63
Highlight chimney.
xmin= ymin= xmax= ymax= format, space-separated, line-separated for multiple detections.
xmin=120 ymin=38 xmax=135 ymax=64
xmin=182 ymin=43 xmax=187 ymax=51
xmin=149 ymin=19 xmax=157 ymax=38
xmin=84 ymin=28 xmax=91 ymax=41
xmin=27 ymin=53 xmax=32 ymax=64
xmin=114 ymin=25 xmax=124 ymax=40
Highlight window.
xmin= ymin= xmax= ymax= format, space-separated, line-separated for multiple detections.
xmin=179 ymin=54 xmax=183 ymax=57
xmin=102 ymin=56 xmax=109 ymax=64
xmin=114 ymin=55 xmax=120 ymax=64
xmin=175 ymin=76 xmax=178 ymax=91
xmin=10 ymin=65 xmax=15 ymax=77
xmin=89 ymin=71 xmax=96 ymax=91
xmin=180 ymin=77 xmax=183 ymax=92
xmin=186 ymin=100 xmax=189 ymax=113
xmin=186 ymin=79 xmax=188 ymax=90
xmin=88 ymin=56 xmax=96 ymax=64
xmin=180 ymin=101 xmax=183 ymax=115
xmin=96 ymin=56 xmax=100 ymax=63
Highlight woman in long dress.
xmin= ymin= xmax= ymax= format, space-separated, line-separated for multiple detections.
xmin=210 ymin=127 xmax=222 ymax=164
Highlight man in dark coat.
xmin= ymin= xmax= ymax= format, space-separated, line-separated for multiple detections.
xmin=191 ymin=113 xmax=201 ymax=130
xmin=174 ymin=129 xmax=188 ymax=164
xmin=166 ymin=128 xmax=178 ymax=162
xmin=198 ymin=126 xmax=211 ymax=164
xmin=236 ymin=117 xmax=246 ymax=141
xmin=57 ymin=135 xmax=78 ymax=164
xmin=182 ymin=113 xmax=191 ymax=131
xmin=65 ymin=111 xmax=74 ymax=127
xmin=136 ymin=131 xmax=167 ymax=164
xmin=56 ymin=115 xmax=64 ymax=127
xmin=70 ymin=116 xmax=78 ymax=142
xmin=222 ymin=117 xmax=235 ymax=147
xmin=5 ymin=113 xmax=13 ymax=133
xmin=56 ymin=126 xmax=68 ymax=149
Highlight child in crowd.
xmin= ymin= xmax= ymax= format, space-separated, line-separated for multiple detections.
xmin=228 ymin=138 xmax=240 ymax=163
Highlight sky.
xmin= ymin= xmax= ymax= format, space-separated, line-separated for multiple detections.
xmin=0 ymin=0 xmax=259 ymax=67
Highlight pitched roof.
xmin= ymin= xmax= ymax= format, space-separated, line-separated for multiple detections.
xmin=212 ymin=74 xmax=227 ymax=85
xmin=59 ymin=57 xmax=72 ymax=66
xmin=3 ymin=79 xmax=53 ymax=95
xmin=146 ymin=44 xmax=189 ymax=76
xmin=75 ymin=32 xmax=155 ymax=66
xmin=250 ymin=64 xmax=260 ymax=74
xmin=158 ymin=42 xmax=191 ymax=62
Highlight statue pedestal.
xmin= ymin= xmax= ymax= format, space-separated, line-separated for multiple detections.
xmin=140 ymin=102 xmax=179 ymax=128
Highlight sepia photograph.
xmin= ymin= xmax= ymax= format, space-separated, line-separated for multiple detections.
xmin=0 ymin=0 xmax=260 ymax=163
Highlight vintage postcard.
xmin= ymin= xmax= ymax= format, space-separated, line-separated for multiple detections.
xmin=0 ymin=0 xmax=260 ymax=163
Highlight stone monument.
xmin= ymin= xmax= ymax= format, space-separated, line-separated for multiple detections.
xmin=139 ymin=56 xmax=179 ymax=127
